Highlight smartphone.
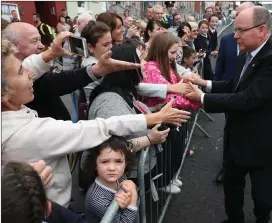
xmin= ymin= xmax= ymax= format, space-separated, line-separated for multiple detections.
xmin=68 ymin=36 xmax=89 ymax=58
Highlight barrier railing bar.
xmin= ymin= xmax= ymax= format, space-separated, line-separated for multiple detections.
xmin=176 ymin=111 xmax=199 ymax=178
xmin=158 ymin=194 xmax=173 ymax=223
xmin=100 ymin=189 xmax=124 ymax=223
xmin=195 ymin=122 xmax=212 ymax=138
xmin=200 ymin=108 xmax=215 ymax=122
xmin=138 ymin=148 xmax=149 ymax=223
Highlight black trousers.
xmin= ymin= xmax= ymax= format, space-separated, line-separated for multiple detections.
xmin=224 ymin=160 xmax=272 ymax=223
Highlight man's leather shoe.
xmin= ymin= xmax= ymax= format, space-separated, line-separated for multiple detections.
xmin=215 ymin=168 xmax=225 ymax=184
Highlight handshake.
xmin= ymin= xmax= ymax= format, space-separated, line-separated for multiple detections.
xmin=170 ymin=72 xmax=207 ymax=102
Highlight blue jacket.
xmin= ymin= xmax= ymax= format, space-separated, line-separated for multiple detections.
xmin=214 ymin=32 xmax=237 ymax=81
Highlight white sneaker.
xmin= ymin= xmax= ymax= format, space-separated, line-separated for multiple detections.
xmin=172 ymin=178 xmax=183 ymax=187
xmin=161 ymin=184 xmax=181 ymax=194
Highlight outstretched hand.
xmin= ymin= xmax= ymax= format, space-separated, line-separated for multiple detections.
xmin=158 ymin=98 xmax=191 ymax=126
xmin=183 ymin=73 xmax=207 ymax=87
xmin=184 ymin=82 xmax=203 ymax=102
xmin=169 ymin=79 xmax=191 ymax=94
xmin=91 ymin=50 xmax=141 ymax=77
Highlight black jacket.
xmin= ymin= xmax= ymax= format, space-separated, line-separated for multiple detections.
xmin=208 ymin=29 xmax=218 ymax=51
xmin=26 ymin=67 xmax=94 ymax=120
xmin=46 ymin=202 xmax=87 ymax=223
xmin=194 ymin=34 xmax=211 ymax=55
xmin=204 ymin=37 xmax=272 ymax=167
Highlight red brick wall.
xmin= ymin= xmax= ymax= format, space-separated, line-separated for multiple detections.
xmin=195 ymin=2 xmax=201 ymax=14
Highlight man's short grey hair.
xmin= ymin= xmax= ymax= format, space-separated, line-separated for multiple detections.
xmin=77 ymin=12 xmax=93 ymax=24
xmin=152 ymin=4 xmax=163 ymax=12
xmin=2 ymin=25 xmax=21 ymax=42
xmin=253 ymin=6 xmax=272 ymax=31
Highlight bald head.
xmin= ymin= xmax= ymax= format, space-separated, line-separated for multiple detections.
xmin=2 ymin=22 xmax=44 ymax=60
xmin=187 ymin=15 xmax=196 ymax=22
xmin=235 ymin=6 xmax=271 ymax=52
xmin=3 ymin=22 xmax=39 ymax=41
xmin=236 ymin=2 xmax=255 ymax=16
xmin=238 ymin=6 xmax=271 ymax=30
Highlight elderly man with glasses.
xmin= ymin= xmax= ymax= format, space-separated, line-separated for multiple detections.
xmin=152 ymin=5 xmax=164 ymax=22
xmin=185 ymin=6 xmax=272 ymax=223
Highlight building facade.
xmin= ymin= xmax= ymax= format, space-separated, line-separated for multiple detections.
xmin=2 ymin=1 xmax=66 ymax=28
xmin=66 ymin=1 xmax=107 ymax=19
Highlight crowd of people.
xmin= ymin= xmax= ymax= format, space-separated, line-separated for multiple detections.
xmin=1 ymin=1 xmax=272 ymax=223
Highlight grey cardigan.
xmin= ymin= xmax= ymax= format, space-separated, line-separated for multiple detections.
xmin=82 ymin=92 xmax=157 ymax=178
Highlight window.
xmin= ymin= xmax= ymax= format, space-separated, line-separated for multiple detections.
xmin=77 ymin=1 xmax=85 ymax=8
xmin=1 ymin=3 xmax=20 ymax=22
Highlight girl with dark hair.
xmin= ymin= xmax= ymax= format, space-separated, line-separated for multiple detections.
xmin=56 ymin=15 xmax=70 ymax=33
xmin=176 ymin=22 xmax=191 ymax=66
xmin=85 ymin=136 xmax=138 ymax=222
xmin=96 ymin=12 xmax=124 ymax=45
xmin=181 ymin=46 xmax=198 ymax=72
xmin=143 ymin=20 xmax=163 ymax=51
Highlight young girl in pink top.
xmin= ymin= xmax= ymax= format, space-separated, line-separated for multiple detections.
xmin=142 ymin=31 xmax=201 ymax=112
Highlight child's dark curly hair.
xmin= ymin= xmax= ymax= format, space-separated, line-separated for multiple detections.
xmin=84 ymin=136 xmax=135 ymax=184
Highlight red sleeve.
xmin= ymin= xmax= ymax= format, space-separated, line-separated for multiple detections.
xmin=142 ymin=62 xmax=202 ymax=111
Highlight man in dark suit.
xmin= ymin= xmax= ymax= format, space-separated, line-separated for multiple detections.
xmin=185 ymin=6 xmax=272 ymax=223
xmin=213 ymin=1 xmax=255 ymax=184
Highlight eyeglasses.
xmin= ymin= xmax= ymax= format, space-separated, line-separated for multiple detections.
xmin=234 ymin=23 xmax=265 ymax=35
xmin=153 ymin=12 xmax=163 ymax=15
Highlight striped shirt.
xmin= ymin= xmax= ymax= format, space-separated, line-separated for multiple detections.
xmin=85 ymin=178 xmax=138 ymax=223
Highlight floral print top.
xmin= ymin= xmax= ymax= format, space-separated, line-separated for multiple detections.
xmin=142 ymin=61 xmax=202 ymax=111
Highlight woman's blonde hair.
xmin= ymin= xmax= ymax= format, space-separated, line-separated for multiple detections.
xmin=1 ymin=39 xmax=18 ymax=93
xmin=145 ymin=31 xmax=180 ymax=82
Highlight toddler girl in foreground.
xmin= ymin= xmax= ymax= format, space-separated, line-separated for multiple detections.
xmin=85 ymin=136 xmax=138 ymax=223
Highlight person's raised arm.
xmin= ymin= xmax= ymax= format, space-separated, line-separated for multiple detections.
xmin=23 ymin=31 xmax=74 ymax=80
xmin=33 ymin=48 xmax=142 ymax=97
